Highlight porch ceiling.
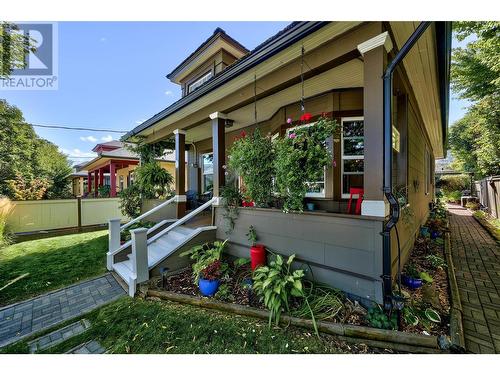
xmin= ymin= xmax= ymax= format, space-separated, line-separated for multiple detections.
xmin=185 ymin=59 xmax=363 ymax=142
xmin=389 ymin=22 xmax=444 ymax=158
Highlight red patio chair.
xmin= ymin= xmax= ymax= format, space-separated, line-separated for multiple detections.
xmin=347 ymin=187 xmax=364 ymax=215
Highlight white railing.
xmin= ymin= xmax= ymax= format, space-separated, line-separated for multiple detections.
xmin=107 ymin=196 xmax=177 ymax=270
xmin=121 ymin=195 xmax=177 ymax=231
xmin=147 ymin=197 xmax=216 ymax=245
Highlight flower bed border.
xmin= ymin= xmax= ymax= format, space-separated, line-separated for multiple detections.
xmin=146 ymin=289 xmax=444 ymax=354
xmin=472 ymin=213 xmax=500 ymax=242
xmin=444 ymin=229 xmax=466 ymax=352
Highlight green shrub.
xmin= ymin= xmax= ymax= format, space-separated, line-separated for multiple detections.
xmin=180 ymin=240 xmax=228 ymax=283
xmin=436 ymin=174 xmax=470 ymax=193
xmin=118 ymin=184 xmax=142 ymax=218
xmin=97 ymin=185 xmax=110 ymax=198
xmin=443 ymin=190 xmax=462 ymax=203
xmin=0 ymin=197 xmax=14 ymax=247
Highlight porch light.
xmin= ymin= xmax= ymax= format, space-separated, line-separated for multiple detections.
xmin=225 ymin=119 xmax=234 ymax=128
xmin=160 ymin=267 xmax=170 ymax=289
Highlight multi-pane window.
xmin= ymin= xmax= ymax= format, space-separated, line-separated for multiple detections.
xmin=202 ymin=152 xmax=214 ymax=193
xmin=286 ymin=122 xmax=327 ymax=197
xmin=188 ymin=71 xmax=213 ymax=94
xmin=341 ymin=117 xmax=364 ymax=198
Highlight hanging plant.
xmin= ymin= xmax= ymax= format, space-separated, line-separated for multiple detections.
xmin=227 ymin=129 xmax=274 ymax=207
xmin=274 ymin=115 xmax=338 ymax=212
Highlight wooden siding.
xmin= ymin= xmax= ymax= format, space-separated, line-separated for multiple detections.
xmin=214 ymin=207 xmax=384 ymax=303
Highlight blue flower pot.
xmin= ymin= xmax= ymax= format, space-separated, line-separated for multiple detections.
xmin=420 ymin=227 xmax=429 ymax=237
xmin=430 ymin=230 xmax=441 ymax=239
xmin=306 ymin=203 xmax=315 ymax=211
xmin=402 ymin=275 xmax=423 ymax=289
xmin=198 ymin=278 xmax=220 ymax=297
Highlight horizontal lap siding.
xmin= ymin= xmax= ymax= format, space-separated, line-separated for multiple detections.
xmin=390 ymin=99 xmax=434 ymax=275
xmin=215 ymin=207 xmax=384 ymax=303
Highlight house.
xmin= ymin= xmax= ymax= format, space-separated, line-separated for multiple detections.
xmin=77 ymin=140 xmax=177 ymax=197
xmin=70 ymin=165 xmax=88 ymax=197
xmin=108 ymin=22 xmax=451 ymax=306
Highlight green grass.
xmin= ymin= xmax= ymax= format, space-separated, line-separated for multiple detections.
xmin=473 ymin=210 xmax=500 ymax=239
xmin=0 ymin=230 xmax=108 ymax=306
xmin=1 ymin=297 xmax=371 ymax=354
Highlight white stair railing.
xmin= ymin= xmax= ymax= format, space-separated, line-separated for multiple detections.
xmin=129 ymin=227 xmax=149 ymax=297
xmin=107 ymin=196 xmax=177 ymax=270
xmin=147 ymin=197 xmax=216 ymax=245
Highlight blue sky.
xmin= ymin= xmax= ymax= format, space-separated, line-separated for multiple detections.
xmin=1 ymin=22 xmax=469 ymax=164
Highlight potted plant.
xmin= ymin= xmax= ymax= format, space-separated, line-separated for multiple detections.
xmin=247 ymin=225 xmax=266 ymax=270
xmin=402 ymin=263 xmax=423 ymax=289
xmin=198 ymin=260 xmax=223 ymax=297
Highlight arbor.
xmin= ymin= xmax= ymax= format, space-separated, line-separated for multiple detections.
xmin=449 ymin=22 xmax=500 ymax=177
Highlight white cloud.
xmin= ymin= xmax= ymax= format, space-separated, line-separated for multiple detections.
xmin=135 ymin=119 xmax=146 ymax=124
xmin=101 ymin=135 xmax=113 ymax=142
xmin=165 ymin=90 xmax=172 ymax=96
xmin=100 ymin=37 xmax=107 ymax=42
xmin=79 ymin=135 xmax=97 ymax=142
xmin=60 ymin=148 xmax=95 ymax=158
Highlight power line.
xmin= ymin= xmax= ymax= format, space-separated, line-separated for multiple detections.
xmin=30 ymin=123 xmax=128 ymax=133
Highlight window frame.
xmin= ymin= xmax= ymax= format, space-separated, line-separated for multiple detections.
xmin=286 ymin=122 xmax=327 ymax=198
xmin=341 ymin=116 xmax=365 ymax=199
xmin=201 ymin=152 xmax=214 ymax=193
xmin=187 ymin=71 xmax=213 ymax=94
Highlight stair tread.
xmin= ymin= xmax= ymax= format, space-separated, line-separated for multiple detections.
xmin=113 ymin=260 xmax=134 ymax=281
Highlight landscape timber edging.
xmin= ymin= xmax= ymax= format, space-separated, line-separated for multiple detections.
xmin=146 ymin=289 xmax=443 ymax=354
xmin=472 ymin=213 xmax=500 ymax=243
xmin=444 ymin=230 xmax=466 ymax=352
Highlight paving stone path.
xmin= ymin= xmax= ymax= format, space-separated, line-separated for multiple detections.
xmin=28 ymin=319 xmax=91 ymax=353
xmin=448 ymin=204 xmax=500 ymax=353
xmin=67 ymin=340 xmax=106 ymax=354
xmin=0 ymin=273 xmax=125 ymax=348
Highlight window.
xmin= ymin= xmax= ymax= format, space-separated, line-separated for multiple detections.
xmin=119 ymin=175 xmax=124 ymax=191
xmin=202 ymin=152 xmax=214 ymax=193
xmin=286 ymin=122 xmax=327 ymax=197
xmin=341 ymin=117 xmax=364 ymax=198
xmin=424 ymin=147 xmax=431 ymax=195
xmin=188 ymin=71 xmax=213 ymax=94
xmin=392 ymin=94 xmax=409 ymax=201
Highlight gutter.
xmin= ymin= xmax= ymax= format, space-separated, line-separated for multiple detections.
xmin=381 ymin=22 xmax=432 ymax=310
xmin=123 ymin=21 xmax=329 ymax=141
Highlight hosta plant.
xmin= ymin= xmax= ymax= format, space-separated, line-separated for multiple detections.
xmin=252 ymin=254 xmax=317 ymax=333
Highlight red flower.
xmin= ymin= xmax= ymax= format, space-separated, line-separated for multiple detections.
xmin=240 ymin=130 xmax=247 ymax=138
xmin=300 ymin=112 xmax=312 ymax=122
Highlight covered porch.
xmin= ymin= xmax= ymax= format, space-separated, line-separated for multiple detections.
xmin=86 ymin=158 xmax=139 ymax=198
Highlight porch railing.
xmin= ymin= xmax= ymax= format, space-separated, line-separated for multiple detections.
xmin=107 ymin=196 xmax=177 ymax=270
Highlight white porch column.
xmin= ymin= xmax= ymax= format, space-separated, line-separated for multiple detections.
xmin=357 ymin=31 xmax=393 ymax=217
xmin=209 ymin=112 xmax=227 ymax=204
xmin=107 ymin=218 xmax=121 ymax=271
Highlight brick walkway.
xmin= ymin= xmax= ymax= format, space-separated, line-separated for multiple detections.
xmin=448 ymin=204 xmax=500 ymax=353
xmin=0 ymin=273 xmax=125 ymax=348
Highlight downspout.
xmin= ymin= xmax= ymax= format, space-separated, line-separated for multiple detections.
xmin=381 ymin=21 xmax=432 ymax=310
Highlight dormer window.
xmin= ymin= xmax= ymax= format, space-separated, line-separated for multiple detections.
xmin=188 ymin=71 xmax=213 ymax=94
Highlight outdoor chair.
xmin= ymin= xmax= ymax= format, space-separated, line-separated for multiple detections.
xmin=347 ymin=187 xmax=364 ymax=215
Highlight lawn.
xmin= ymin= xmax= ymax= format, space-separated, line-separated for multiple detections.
xmin=1 ymin=297 xmax=381 ymax=354
xmin=0 ymin=230 xmax=108 ymax=306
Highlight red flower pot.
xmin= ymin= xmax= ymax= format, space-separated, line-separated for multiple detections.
xmin=250 ymin=244 xmax=266 ymax=270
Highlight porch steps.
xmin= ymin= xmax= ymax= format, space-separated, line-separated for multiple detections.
xmin=108 ymin=197 xmax=217 ymax=297
xmin=112 ymin=224 xmax=216 ymax=296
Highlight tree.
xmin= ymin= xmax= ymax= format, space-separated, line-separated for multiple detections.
xmin=0 ymin=22 xmax=37 ymax=78
xmin=449 ymin=22 xmax=500 ymax=178
xmin=0 ymin=100 xmax=73 ymax=199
